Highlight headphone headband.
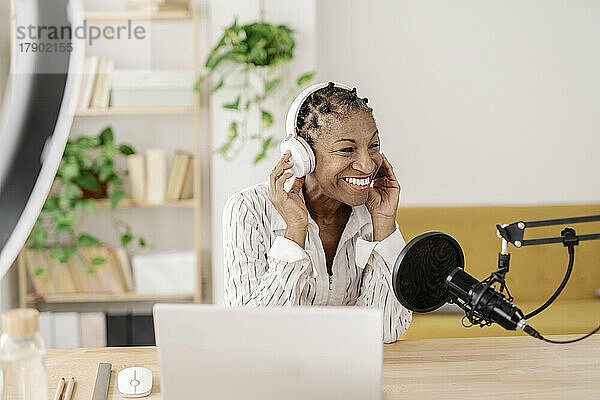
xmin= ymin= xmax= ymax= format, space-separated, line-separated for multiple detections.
xmin=285 ymin=81 xmax=353 ymax=140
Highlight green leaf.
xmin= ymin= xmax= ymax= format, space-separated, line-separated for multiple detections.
xmin=210 ymin=77 xmax=224 ymax=93
xmin=62 ymin=209 xmax=78 ymax=224
xmin=119 ymin=144 xmax=135 ymax=155
xmin=77 ymin=153 xmax=92 ymax=167
xmin=254 ymin=152 xmax=266 ymax=164
xmin=138 ymin=237 xmax=146 ymax=247
xmin=49 ymin=245 xmax=76 ymax=263
xmin=58 ymin=196 xmax=72 ymax=210
xmin=121 ymin=233 xmax=133 ymax=247
xmin=78 ymin=233 xmax=99 ymax=247
xmin=30 ymin=227 xmax=47 ymax=251
xmin=91 ymin=257 xmax=105 ymax=266
xmin=91 ymin=158 xmax=104 ymax=174
xmin=227 ymin=121 xmax=238 ymax=139
xmin=101 ymin=144 xmax=116 ymax=160
xmin=98 ymin=163 xmax=113 ymax=182
xmin=63 ymin=142 xmax=80 ymax=157
xmin=99 ymin=127 xmax=114 ymax=145
xmin=54 ymin=223 xmax=73 ymax=236
xmin=223 ymin=96 xmax=241 ymax=110
xmin=261 ymin=110 xmax=274 ymax=128
xmin=253 ymin=136 xmax=274 ymax=164
xmin=33 ymin=267 xmax=45 ymax=276
xmin=225 ymin=28 xmax=241 ymax=45
xmin=249 ymin=46 xmax=267 ymax=64
xmin=225 ymin=50 xmax=247 ymax=64
xmin=218 ymin=122 xmax=238 ymax=155
xmin=63 ymin=246 xmax=77 ymax=263
xmin=296 ymin=71 xmax=316 ymax=86
xmin=64 ymin=183 xmax=84 ymax=200
xmin=264 ymin=78 xmax=280 ymax=95
xmin=205 ymin=50 xmax=234 ymax=71
xmin=43 ymin=196 xmax=60 ymax=212
xmin=110 ymin=189 xmax=125 ymax=210
xmin=59 ymin=161 xmax=80 ymax=180
xmin=75 ymin=136 xmax=97 ymax=148
xmin=74 ymin=170 xmax=100 ymax=191
xmin=109 ymin=174 xmax=123 ymax=186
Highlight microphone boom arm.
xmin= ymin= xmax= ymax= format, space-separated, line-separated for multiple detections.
xmin=496 ymin=214 xmax=600 ymax=248
xmin=482 ymin=214 xmax=600 ymax=342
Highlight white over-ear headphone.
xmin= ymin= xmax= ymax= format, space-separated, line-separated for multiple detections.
xmin=282 ymin=81 xmax=353 ymax=177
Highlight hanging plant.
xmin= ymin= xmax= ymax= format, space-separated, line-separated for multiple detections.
xmin=27 ymin=126 xmax=146 ymax=272
xmin=195 ymin=19 xmax=315 ymax=163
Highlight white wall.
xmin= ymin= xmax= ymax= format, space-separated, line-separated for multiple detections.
xmin=208 ymin=0 xmax=317 ymax=304
xmin=316 ymin=0 xmax=600 ymax=206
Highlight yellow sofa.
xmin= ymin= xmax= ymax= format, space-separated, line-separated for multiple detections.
xmin=395 ymin=204 xmax=600 ymax=339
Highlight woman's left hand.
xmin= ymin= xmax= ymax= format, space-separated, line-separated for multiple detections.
xmin=365 ymin=153 xmax=401 ymax=241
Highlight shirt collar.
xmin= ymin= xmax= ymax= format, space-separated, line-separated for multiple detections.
xmin=269 ymin=181 xmax=372 ymax=238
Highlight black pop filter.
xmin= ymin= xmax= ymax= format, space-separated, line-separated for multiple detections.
xmin=392 ymin=232 xmax=464 ymax=312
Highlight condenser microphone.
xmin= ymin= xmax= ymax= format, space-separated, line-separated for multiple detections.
xmin=391 ymin=232 xmax=527 ymax=331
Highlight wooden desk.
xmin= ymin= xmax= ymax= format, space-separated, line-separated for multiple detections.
xmin=46 ymin=335 xmax=600 ymax=399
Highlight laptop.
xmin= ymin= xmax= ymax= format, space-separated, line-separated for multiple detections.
xmin=153 ymin=304 xmax=383 ymax=400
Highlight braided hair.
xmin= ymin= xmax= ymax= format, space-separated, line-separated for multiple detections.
xmin=295 ymin=82 xmax=374 ymax=147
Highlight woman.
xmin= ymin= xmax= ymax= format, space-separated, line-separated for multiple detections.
xmin=223 ymin=82 xmax=412 ymax=343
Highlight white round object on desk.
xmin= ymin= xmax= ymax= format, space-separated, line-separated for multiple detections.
xmin=117 ymin=367 xmax=152 ymax=398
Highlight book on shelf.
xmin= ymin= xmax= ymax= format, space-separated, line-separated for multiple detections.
xmin=166 ymin=151 xmax=192 ymax=200
xmin=127 ymin=153 xmax=146 ymax=204
xmin=145 ymin=148 xmax=167 ymax=204
xmin=77 ymin=55 xmax=100 ymax=110
xmin=180 ymin=155 xmax=194 ymax=199
xmin=24 ymin=245 xmax=132 ymax=298
xmin=89 ymin=57 xmax=116 ymax=109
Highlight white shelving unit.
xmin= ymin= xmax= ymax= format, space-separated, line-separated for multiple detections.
xmin=17 ymin=4 xmax=204 ymax=308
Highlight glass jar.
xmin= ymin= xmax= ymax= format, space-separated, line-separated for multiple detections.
xmin=0 ymin=308 xmax=47 ymax=400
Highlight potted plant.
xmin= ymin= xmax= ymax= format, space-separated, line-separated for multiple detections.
xmin=27 ymin=126 xmax=146 ymax=273
xmin=195 ymin=19 xmax=315 ymax=163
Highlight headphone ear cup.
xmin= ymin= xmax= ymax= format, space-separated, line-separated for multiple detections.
xmin=280 ymin=138 xmax=312 ymax=177
xmin=295 ymin=136 xmax=315 ymax=175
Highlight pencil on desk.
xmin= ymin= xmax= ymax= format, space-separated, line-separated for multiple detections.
xmin=63 ymin=377 xmax=75 ymax=400
xmin=53 ymin=377 xmax=65 ymax=400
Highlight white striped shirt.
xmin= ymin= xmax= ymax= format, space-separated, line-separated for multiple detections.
xmin=222 ymin=182 xmax=412 ymax=343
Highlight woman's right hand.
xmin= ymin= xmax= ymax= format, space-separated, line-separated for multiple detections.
xmin=268 ymin=150 xmax=309 ymax=248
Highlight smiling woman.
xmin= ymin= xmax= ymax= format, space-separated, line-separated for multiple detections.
xmin=222 ymin=82 xmax=412 ymax=343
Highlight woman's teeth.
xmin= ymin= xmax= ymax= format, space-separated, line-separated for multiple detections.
xmin=343 ymin=177 xmax=371 ymax=188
